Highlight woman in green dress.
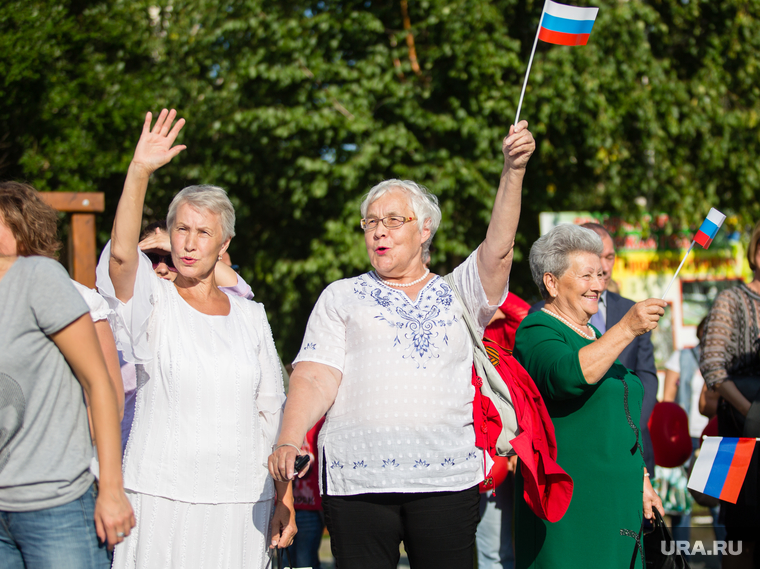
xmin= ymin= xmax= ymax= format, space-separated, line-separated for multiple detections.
xmin=514 ymin=224 xmax=665 ymax=569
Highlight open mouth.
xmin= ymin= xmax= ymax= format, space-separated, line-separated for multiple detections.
xmin=180 ymin=257 xmax=198 ymax=265
xmin=375 ymin=247 xmax=389 ymax=255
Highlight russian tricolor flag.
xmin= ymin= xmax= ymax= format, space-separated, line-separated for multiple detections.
xmin=693 ymin=208 xmax=726 ymax=249
xmin=539 ymin=0 xmax=599 ymax=47
xmin=688 ymin=437 xmax=757 ymax=504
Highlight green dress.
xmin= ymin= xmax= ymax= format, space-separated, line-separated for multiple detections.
xmin=513 ymin=311 xmax=646 ymax=569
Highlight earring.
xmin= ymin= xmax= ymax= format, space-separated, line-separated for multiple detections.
xmin=218 ymin=255 xmax=222 ymax=261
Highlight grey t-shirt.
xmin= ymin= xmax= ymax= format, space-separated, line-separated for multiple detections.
xmin=0 ymin=256 xmax=93 ymax=511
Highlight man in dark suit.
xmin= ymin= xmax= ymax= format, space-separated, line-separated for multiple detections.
xmin=529 ymin=222 xmax=658 ymax=474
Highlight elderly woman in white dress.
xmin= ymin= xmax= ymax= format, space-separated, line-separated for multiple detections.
xmin=97 ymin=109 xmax=295 ymax=568
xmin=269 ymin=122 xmax=535 ymax=569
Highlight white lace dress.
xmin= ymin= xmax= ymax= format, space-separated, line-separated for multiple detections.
xmin=96 ymin=244 xmax=285 ymax=569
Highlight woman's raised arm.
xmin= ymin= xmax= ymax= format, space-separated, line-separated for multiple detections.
xmin=478 ymin=121 xmax=535 ymax=305
xmin=110 ymin=109 xmax=186 ymax=302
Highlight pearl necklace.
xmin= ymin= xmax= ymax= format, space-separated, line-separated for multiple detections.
xmin=376 ymin=268 xmax=430 ymax=288
xmin=541 ymin=308 xmax=596 ymax=340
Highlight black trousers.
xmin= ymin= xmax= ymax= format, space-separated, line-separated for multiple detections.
xmin=322 ymin=485 xmax=481 ymax=569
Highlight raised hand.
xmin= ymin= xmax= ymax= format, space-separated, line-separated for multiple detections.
xmin=502 ymin=120 xmax=535 ymax=171
xmin=139 ymin=227 xmax=171 ymax=254
xmin=621 ymin=298 xmax=667 ymax=338
xmin=131 ymin=109 xmax=187 ymax=175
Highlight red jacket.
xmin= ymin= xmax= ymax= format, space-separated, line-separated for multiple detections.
xmin=473 ymin=293 xmax=573 ymax=523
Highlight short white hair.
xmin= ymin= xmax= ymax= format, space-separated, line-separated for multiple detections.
xmin=529 ymin=225 xmax=603 ymax=300
xmin=167 ymin=185 xmax=236 ymax=241
xmin=360 ymin=179 xmax=442 ymax=262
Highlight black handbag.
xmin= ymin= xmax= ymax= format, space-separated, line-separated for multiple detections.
xmin=640 ymin=509 xmax=690 ymax=569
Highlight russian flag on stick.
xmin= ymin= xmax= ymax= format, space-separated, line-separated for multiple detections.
xmin=688 ymin=437 xmax=757 ymax=504
xmin=661 ymin=207 xmax=727 ymax=299
xmin=694 ymin=208 xmax=727 ymax=249
xmin=515 ymin=0 xmax=599 ymax=124
xmin=539 ymin=1 xmax=599 ymax=46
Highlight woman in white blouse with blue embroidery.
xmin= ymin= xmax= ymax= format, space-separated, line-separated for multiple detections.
xmin=269 ymin=122 xmax=535 ymax=569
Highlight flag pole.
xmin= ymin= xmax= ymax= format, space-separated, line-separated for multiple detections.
xmin=515 ymin=0 xmax=548 ymax=125
xmin=661 ymin=240 xmax=695 ymax=300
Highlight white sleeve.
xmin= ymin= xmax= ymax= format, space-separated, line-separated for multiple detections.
xmin=253 ymin=302 xmax=287 ymax=454
xmin=71 ymin=280 xmax=112 ymax=322
xmin=451 ymin=247 xmax=506 ymax=336
xmin=95 ymin=240 xmax=158 ymax=365
xmin=665 ymin=350 xmax=681 ymax=373
xmin=291 ymin=285 xmax=346 ymax=372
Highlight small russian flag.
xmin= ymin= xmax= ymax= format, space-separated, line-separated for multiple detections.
xmin=688 ymin=437 xmax=756 ymax=504
xmin=539 ymin=0 xmax=599 ymax=47
xmin=693 ymin=208 xmax=727 ymax=249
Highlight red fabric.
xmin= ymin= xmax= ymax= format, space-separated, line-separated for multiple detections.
xmin=648 ymin=402 xmax=692 ymax=467
xmin=474 ymin=292 xmax=574 ymax=519
xmin=484 ymin=293 xmax=532 ymax=351
xmin=701 ymin=416 xmax=719 ymax=442
xmin=293 ymin=417 xmax=325 ymax=510
xmin=495 ymin=340 xmax=573 ymax=522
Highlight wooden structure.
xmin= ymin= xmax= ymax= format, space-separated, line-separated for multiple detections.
xmin=39 ymin=192 xmax=105 ymax=288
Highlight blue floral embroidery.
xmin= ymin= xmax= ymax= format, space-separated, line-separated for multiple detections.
xmin=304 ymin=342 xmax=316 ymax=350
xmin=441 ymin=458 xmax=455 ymax=467
xmin=352 ymin=460 xmax=368 ymax=469
xmin=466 ymin=451 xmax=478 ymax=461
xmin=330 ymin=460 xmax=344 ymax=470
xmin=353 ymin=274 xmax=457 ymax=368
xmin=413 ymin=459 xmax=430 ymax=469
xmin=382 ymin=459 xmax=400 ymax=468
xmin=436 ymin=283 xmax=454 ymax=307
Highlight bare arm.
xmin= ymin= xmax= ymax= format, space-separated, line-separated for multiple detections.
xmin=477 ymin=121 xmax=535 ymax=304
xmin=716 ymin=380 xmax=752 ymax=417
xmin=577 ymin=299 xmax=666 ymax=384
xmin=110 ymin=109 xmax=186 ymax=302
xmin=95 ymin=320 xmax=124 ymax=420
xmin=699 ymin=381 xmax=720 ymax=418
xmin=270 ymin=480 xmax=297 ymax=549
xmin=268 ymin=362 xmax=341 ymax=481
xmin=51 ymin=315 xmax=135 ymax=548
xmin=662 ymin=369 xmax=680 ymax=402
xmin=214 ymin=260 xmax=240 ymax=287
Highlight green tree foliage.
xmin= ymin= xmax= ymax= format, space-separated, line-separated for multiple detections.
xmin=2 ymin=0 xmax=760 ymax=357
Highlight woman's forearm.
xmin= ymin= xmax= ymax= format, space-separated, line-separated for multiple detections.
xmin=478 ymin=168 xmax=523 ymax=303
xmin=717 ymin=380 xmax=752 ymax=417
xmin=577 ymin=323 xmax=636 ymax=384
xmin=52 ymin=316 xmax=124 ymax=489
xmin=276 ymin=363 xmax=339 ymax=447
xmin=109 ymin=163 xmax=151 ymax=302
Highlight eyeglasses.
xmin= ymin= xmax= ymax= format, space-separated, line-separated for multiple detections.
xmin=360 ymin=216 xmax=416 ymax=232
xmin=146 ymin=251 xmax=177 ymax=272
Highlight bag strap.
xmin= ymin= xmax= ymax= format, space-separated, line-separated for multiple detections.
xmin=442 ymin=273 xmax=491 ymax=366
xmin=443 ymin=273 xmax=518 ymax=456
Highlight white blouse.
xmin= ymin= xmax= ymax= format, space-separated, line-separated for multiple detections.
xmin=96 ymin=244 xmax=285 ymax=504
xmin=294 ymin=249 xmax=504 ymax=496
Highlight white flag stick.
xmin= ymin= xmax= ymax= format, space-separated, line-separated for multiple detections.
xmin=661 ymin=240 xmax=695 ymax=300
xmin=514 ymin=0 xmax=548 ymax=125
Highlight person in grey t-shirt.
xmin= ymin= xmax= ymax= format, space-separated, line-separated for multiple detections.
xmin=0 ymin=181 xmax=134 ymax=568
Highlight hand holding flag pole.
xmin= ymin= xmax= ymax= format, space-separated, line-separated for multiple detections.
xmin=515 ymin=0 xmax=599 ymax=125
xmin=660 ymin=208 xmax=727 ymax=300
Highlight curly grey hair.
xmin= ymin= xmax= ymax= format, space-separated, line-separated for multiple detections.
xmin=360 ymin=179 xmax=442 ymax=263
xmin=167 ymin=185 xmax=236 ymax=241
xmin=529 ymin=224 xmax=603 ymax=300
